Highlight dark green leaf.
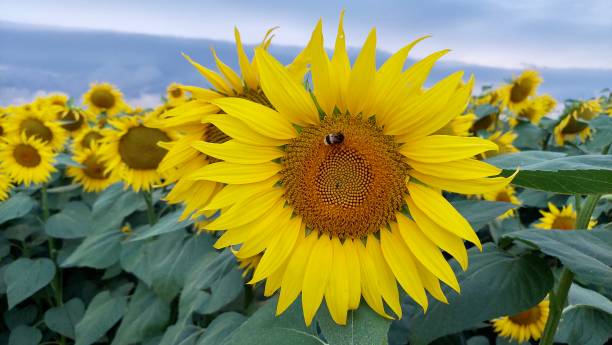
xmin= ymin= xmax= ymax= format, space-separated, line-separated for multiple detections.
xmin=505 ymin=229 xmax=612 ymax=286
xmin=486 ymin=151 xmax=566 ymax=168
xmin=512 ymin=122 xmax=548 ymax=150
xmin=197 ymin=268 xmax=243 ymax=315
xmin=91 ymin=184 xmax=145 ymax=229
xmin=196 ymin=312 xmax=246 ymax=345
xmin=8 ymin=325 xmax=41 ymax=345
xmin=467 ymin=336 xmax=490 ymax=345
xmin=555 ymin=306 xmax=612 ymax=345
xmin=75 ymin=290 xmax=127 ymax=345
xmin=44 ymin=298 xmax=85 ymax=339
xmin=452 ymin=200 xmax=517 ymax=230
xmin=318 ymin=303 xmax=392 ymax=345
xmin=129 ymin=208 xmax=194 ymax=241
xmin=4 ymin=258 xmax=56 ymax=309
xmin=0 ymin=193 xmax=36 ymax=224
xmin=45 ymin=201 xmax=94 ymax=239
xmin=3 ymin=305 xmax=37 ymax=329
xmin=405 ymin=244 xmax=553 ymax=345
xmin=61 ymin=229 xmax=123 ymax=269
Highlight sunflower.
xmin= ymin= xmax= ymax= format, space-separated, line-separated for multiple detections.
xmin=535 ymin=202 xmax=596 ymax=230
xmin=72 ymin=126 xmax=105 ymax=152
xmin=3 ymin=107 xmax=68 ymax=151
xmin=0 ymin=134 xmax=56 ymax=186
xmin=166 ymin=83 xmax=189 ymax=107
xmin=56 ymin=107 xmax=94 ymax=136
xmin=491 ymin=299 xmax=549 ymax=343
xmin=154 ymin=27 xmax=312 ymax=220
xmin=435 ymin=113 xmax=475 ymax=136
xmin=513 ymin=94 xmax=556 ymax=125
xmin=67 ymin=143 xmax=118 ymax=192
xmin=83 ymin=82 xmax=127 ymax=116
xmin=481 ymin=131 xmax=518 ymax=158
xmin=482 ymin=186 xmax=520 ymax=219
xmin=191 ymin=17 xmax=515 ymax=325
xmin=0 ymin=171 xmax=13 ymax=201
xmin=553 ymin=112 xmax=591 ymax=146
xmin=500 ymin=70 xmax=542 ymax=111
xmin=574 ymin=99 xmax=602 ymax=120
xmin=100 ymin=114 xmax=176 ymax=191
xmin=0 ymin=114 xmax=7 ymax=138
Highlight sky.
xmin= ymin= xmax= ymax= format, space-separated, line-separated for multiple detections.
xmin=1 ymin=0 xmax=611 ymax=107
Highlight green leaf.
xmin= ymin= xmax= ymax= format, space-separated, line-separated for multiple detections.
xmin=196 ymin=312 xmax=246 ymax=345
xmin=512 ymin=122 xmax=548 ymax=150
xmin=405 ymin=244 xmax=553 ymax=345
xmin=222 ymin=297 xmax=324 ymax=345
xmin=112 ymin=283 xmax=171 ymax=345
xmin=197 ymin=268 xmax=244 ymax=315
xmin=467 ymin=336 xmax=490 ymax=345
xmin=45 ymin=201 xmax=94 ymax=239
xmin=3 ymin=305 xmax=37 ymax=329
xmin=505 ymin=229 xmax=612 ymax=286
xmin=452 ymin=200 xmax=517 ymax=230
xmin=0 ymin=193 xmax=36 ymax=224
xmin=61 ymin=229 xmax=124 ymax=269
xmin=75 ymin=290 xmax=128 ymax=345
xmin=8 ymin=325 xmax=42 ymax=345
xmin=488 ymin=153 xmax=612 ymax=194
xmin=0 ymin=233 xmax=10 ymax=259
xmin=44 ymin=298 xmax=85 ymax=339
xmin=129 ymin=208 xmax=194 ymax=241
xmin=4 ymin=258 xmax=56 ymax=309
xmin=567 ymin=284 xmax=612 ymax=315
xmin=555 ymin=306 xmax=612 ymax=345
xmin=91 ymin=184 xmax=145 ymax=229
xmin=318 ymin=303 xmax=392 ymax=345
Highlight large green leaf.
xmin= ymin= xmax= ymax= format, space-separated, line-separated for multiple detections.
xmin=75 ymin=290 xmax=128 ymax=345
xmin=45 ymin=201 xmax=94 ymax=239
xmin=61 ymin=229 xmax=124 ymax=269
xmin=0 ymin=193 xmax=36 ymax=224
xmin=567 ymin=283 xmax=612 ymax=315
xmin=318 ymin=303 xmax=392 ymax=345
xmin=505 ymin=229 xmax=612 ymax=286
xmin=403 ymin=244 xmax=552 ymax=345
xmin=129 ymin=208 xmax=194 ymax=241
xmin=452 ymin=200 xmax=517 ymax=230
xmin=487 ymin=153 xmax=612 ymax=194
xmin=8 ymin=325 xmax=42 ymax=345
xmin=3 ymin=305 xmax=38 ymax=329
xmin=112 ymin=283 xmax=171 ymax=345
xmin=197 ymin=268 xmax=244 ymax=315
xmin=91 ymin=184 xmax=145 ymax=229
xmin=4 ymin=258 xmax=56 ymax=309
xmin=555 ymin=307 xmax=612 ymax=345
xmin=196 ymin=312 xmax=246 ymax=345
xmin=221 ymin=297 xmax=324 ymax=345
xmin=44 ymin=298 xmax=85 ymax=339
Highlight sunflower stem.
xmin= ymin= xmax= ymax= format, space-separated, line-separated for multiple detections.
xmin=538 ymin=194 xmax=601 ymax=345
xmin=142 ymin=190 xmax=158 ymax=225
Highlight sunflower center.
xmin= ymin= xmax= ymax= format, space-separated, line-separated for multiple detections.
xmin=169 ymin=87 xmax=183 ymax=98
xmin=81 ymin=131 xmax=104 ymax=149
xmin=496 ymin=190 xmax=512 ymax=202
xmin=243 ymin=89 xmax=274 ymax=109
xmin=60 ymin=109 xmax=85 ymax=131
xmin=82 ymin=154 xmax=109 ymax=180
xmin=118 ymin=126 xmax=171 ymax=170
xmin=0 ymin=124 xmax=4 ymax=136
xmin=551 ymin=216 xmax=575 ymax=230
xmin=510 ymin=79 xmax=535 ymax=104
xmin=13 ymin=144 xmax=42 ymax=167
xmin=561 ymin=116 xmax=588 ymax=135
xmin=20 ymin=118 xmax=53 ymax=143
xmin=91 ymin=89 xmax=116 ymax=109
xmin=509 ymin=306 xmax=542 ymax=325
xmin=282 ymin=115 xmax=408 ymax=239
xmin=202 ymin=123 xmax=231 ymax=163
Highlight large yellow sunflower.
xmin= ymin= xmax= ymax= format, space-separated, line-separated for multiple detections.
xmin=100 ymin=114 xmax=176 ymax=191
xmin=574 ymin=99 xmax=602 ymax=120
xmin=512 ymin=94 xmax=556 ymax=126
xmin=535 ymin=202 xmax=596 ymax=230
xmin=482 ymin=185 xmax=521 ymax=219
xmin=0 ymin=134 xmax=56 ymax=186
xmin=72 ymin=126 xmax=105 ymax=152
xmin=154 ymin=27 xmax=312 ymax=220
xmin=491 ymin=299 xmax=549 ymax=343
xmin=500 ymin=70 xmax=542 ymax=111
xmin=190 ymin=17 xmax=515 ymax=325
xmin=3 ymin=107 xmax=68 ymax=151
xmin=553 ymin=112 xmax=591 ymax=146
xmin=166 ymin=83 xmax=189 ymax=107
xmin=57 ymin=107 xmax=95 ymax=136
xmin=83 ymin=82 xmax=127 ymax=116
xmin=67 ymin=143 xmax=118 ymax=192
xmin=0 ymin=171 xmax=13 ymax=201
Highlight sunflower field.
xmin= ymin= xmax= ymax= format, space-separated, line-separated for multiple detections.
xmin=1 ymin=15 xmax=611 ymax=345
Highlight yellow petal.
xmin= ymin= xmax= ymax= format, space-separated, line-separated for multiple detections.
xmin=234 ymin=202 xmax=292 ymax=258
xmin=182 ymin=53 xmax=234 ymax=95
xmin=205 ymin=188 xmax=284 ymax=230
xmin=405 ymin=196 xmax=468 ymax=270
xmin=277 ymin=231 xmax=318 ymax=315
xmin=415 ymin=259 xmax=448 ymax=303
xmin=330 ymin=10 xmax=350 ymax=112
xmin=250 ymin=217 xmax=303 ymax=283
xmin=234 ymin=27 xmax=259 ymax=90
xmin=400 ymin=135 xmax=498 ymax=163
xmin=343 ymin=239 xmax=362 ymax=310
xmin=355 ymin=240 xmax=391 ymax=319
xmin=201 ymin=114 xmax=287 ymax=147
xmin=211 ymin=97 xmax=297 ymax=140
xmin=403 ymin=49 xmax=450 ymax=91
xmin=214 ymin=227 xmax=249 ymax=249
xmin=346 ymin=29 xmax=377 ymax=116
xmin=302 ymin=235 xmax=333 ymax=326
xmin=203 ymin=176 xmax=278 ymax=211
xmin=188 ymin=161 xmax=281 ymax=184
xmin=396 ymin=213 xmax=460 ymax=292
xmin=310 ymin=19 xmax=336 ymax=116
xmin=407 ymin=158 xmax=502 ymax=180
xmin=192 ymin=140 xmax=284 ymax=165
xmin=380 ymin=225 xmax=429 ymax=310
xmin=366 ymin=235 xmax=402 ymax=318
xmin=264 ymin=259 xmax=288 ymax=297
xmin=410 ymin=170 xmax=516 ymax=195
xmin=255 ymin=48 xmax=319 ymax=126
xmin=325 ymin=237 xmax=350 ymax=325
xmin=211 ymin=47 xmax=243 ymax=92
xmin=179 ymin=86 xmax=222 ymax=100
xmin=408 ymin=183 xmax=481 ymax=249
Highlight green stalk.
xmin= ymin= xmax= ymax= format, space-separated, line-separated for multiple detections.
xmin=142 ymin=190 xmax=158 ymax=225
xmin=539 ymin=194 xmax=601 ymax=345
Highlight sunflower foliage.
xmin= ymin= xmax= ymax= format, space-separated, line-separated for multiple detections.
xmin=1 ymin=20 xmax=612 ymax=345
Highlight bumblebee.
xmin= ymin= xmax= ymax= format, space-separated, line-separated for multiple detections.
xmin=323 ymin=132 xmax=344 ymax=145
